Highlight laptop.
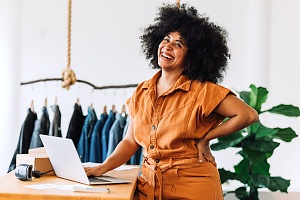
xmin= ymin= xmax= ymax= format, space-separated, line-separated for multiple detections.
xmin=40 ymin=135 xmax=131 ymax=185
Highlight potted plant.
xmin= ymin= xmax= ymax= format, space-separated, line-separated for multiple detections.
xmin=211 ymin=84 xmax=300 ymax=200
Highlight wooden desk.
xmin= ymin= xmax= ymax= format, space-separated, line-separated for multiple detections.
xmin=0 ymin=166 xmax=140 ymax=200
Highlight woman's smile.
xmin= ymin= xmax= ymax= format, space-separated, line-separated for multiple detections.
xmin=158 ymin=31 xmax=188 ymax=71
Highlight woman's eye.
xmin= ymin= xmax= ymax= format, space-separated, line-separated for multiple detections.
xmin=163 ymin=38 xmax=169 ymax=42
xmin=175 ymin=43 xmax=182 ymax=48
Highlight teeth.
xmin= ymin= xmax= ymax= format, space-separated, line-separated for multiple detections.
xmin=162 ymin=53 xmax=172 ymax=59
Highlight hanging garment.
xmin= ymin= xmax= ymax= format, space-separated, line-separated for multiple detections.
xmin=29 ymin=106 xmax=50 ymax=149
xmin=66 ymin=103 xmax=86 ymax=147
xmin=122 ymin=117 xmax=142 ymax=165
xmin=101 ymin=110 xmax=116 ymax=162
xmin=106 ymin=112 xmax=127 ymax=158
xmin=49 ymin=105 xmax=62 ymax=137
xmin=7 ymin=108 xmax=37 ymax=172
xmin=89 ymin=112 xmax=108 ymax=163
xmin=122 ymin=115 xmax=130 ymax=139
xmin=77 ymin=106 xmax=97 ymax=162
xmin=129 ymin=146 xmax=143 ymax=165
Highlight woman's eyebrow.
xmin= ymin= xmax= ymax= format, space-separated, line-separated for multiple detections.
xmin=165 ymin=34 xmax=186 ymax=46
xmin=176 ymin=38 xmax=186 ymax=46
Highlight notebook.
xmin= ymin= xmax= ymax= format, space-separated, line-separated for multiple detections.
xmin=40 ymin=135 xmax=131 ymax=185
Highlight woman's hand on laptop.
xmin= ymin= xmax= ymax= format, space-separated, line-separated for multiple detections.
xmin=84 ymin=165 xmax=104 ymax=177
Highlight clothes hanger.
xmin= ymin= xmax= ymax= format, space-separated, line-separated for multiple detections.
xmin=30 ymin=100 xmax=34 ymax=112
xmin=76 ymin=98 xmax=80 ymax=106
xmin=103 ymin=105 xmax=107 ymax=114
xmin=112 ymin=104 xmax=116 ymax=113
xmin=44 ymin=97 xmax=47 ymax=107
xmin=121 ymin=104 xmax=126 ymax=117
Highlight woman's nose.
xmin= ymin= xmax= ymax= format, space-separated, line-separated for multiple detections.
xmin=164 ymin=42 xmax=172 ymax=50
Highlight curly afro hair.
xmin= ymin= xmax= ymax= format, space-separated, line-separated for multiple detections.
xmin=140 ymin=3 xmax=230 ymax=83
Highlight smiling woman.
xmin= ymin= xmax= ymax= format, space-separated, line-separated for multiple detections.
xmin=1 ymin=1 xmax=300 ymax=199
xmin=156 ymin=32 xmax=188 ymax=96
xmin=158 ymin=32 xmax=188 ymax=70
xmin=84 ymin=3 xmax=258 ymax=200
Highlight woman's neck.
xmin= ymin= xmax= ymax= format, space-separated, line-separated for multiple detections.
xmin=156 ymin=69 xmax=183 ymax=97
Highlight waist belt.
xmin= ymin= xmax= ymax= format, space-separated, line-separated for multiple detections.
xmin=142 ymin=156 xmax=200 ymax=200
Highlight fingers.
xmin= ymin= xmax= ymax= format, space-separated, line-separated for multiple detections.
xmin=84 ymin=167 xmax=101 ymax=177
xmin=196 ymin=139 xmax=217 ymax=166
xmin=198 ymin=153 xmax=204 ymax=163
xmin=84 ymin=167 xmax=93 ymax=176
xmin=205 ymin=155 xmax=217 ymax=167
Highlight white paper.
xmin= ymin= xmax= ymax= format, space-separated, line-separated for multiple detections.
xmin=25 ymin=184 xmax=86 ymax=190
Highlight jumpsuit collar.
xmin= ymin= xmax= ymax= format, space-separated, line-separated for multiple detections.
xmin=142 ymin=70 xmax=192 ymax=94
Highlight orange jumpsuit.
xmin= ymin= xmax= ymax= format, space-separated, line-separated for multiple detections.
xmin=127 ymin=71 xmax=233 ymax=200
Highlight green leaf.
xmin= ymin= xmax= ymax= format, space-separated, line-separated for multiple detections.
xmin=248 ymin=84 xmax=268 ymax=112
xmin=265 ymin=104 xmax=300 ymax=117
xmin=251 ymin=175 xmax=290 ymax=192
xmin=248 ymin=84 xmax=258 ymax=108
xmin=267 ymin=177 xmax=290 ymax=192
xmin=218 ymin=168 xmax=247 ymax=184
xmin=236 ymin=151 xmax=270 ymax=175
xmin=273 ymin=127 xmax=298 ymax=142
xmin=234 ymin=159 xmax=250 ymax=181
xmin=252 ymin=159 xmax=270 ymax=175
xmin=235 ymin=187 xmax=249 ymax=200
xmin=239 ymin=148 xmax=270 ymax=163
xmin=239 ymin=91 xmax=250 ymax=104
xmin=255 ymin=123 xmax=279 ymax=139
xmin=250 ymin=122 xmax=260 ymax=134
xmin=211 ymin=131 xmax=245 ymax=151
xmin=243 ymin=139 xmax=280 ymax=153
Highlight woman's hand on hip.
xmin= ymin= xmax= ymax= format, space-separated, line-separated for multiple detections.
xmin=196 ymin=138 xmax=216 ymax=167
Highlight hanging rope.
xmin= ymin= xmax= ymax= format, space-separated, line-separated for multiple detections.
xmin=62 ymin=0 xmax=76 ymax=90
xmin=176 ymin=0 xmax=180 ymax=8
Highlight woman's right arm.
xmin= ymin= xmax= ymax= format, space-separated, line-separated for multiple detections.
xmin=85 ymin=119 xmax=139 ymax=176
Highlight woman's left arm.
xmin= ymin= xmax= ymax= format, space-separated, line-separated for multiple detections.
xmin=197 ymin=94 xmax=259 ymax=163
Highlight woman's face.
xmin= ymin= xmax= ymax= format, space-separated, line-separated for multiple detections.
xmin=157 ymin=31 xmax=188 ymax=71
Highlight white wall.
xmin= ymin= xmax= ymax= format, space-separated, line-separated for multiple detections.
xmin=1 ymin=0 xmax=300 ymax=199
xmin=0 ymin=0 xmax=20 ymax=178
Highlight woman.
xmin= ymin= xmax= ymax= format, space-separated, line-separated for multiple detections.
xmin=85 ymin=3 xmax=259 ymax=200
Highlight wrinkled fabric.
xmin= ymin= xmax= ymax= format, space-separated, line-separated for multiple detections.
xmin=77 ymin=106 xmax=97 ymax=162
xmin=49 ymin=105 xmax=62 ymax=137
xmin=29 ymin=106 xmax=50 ymax=149
xmin=89 ymin=112 xmax=108 ymax=163
xmin=139 ymin=157 xmax=223 ymax=200
xmin=129 ymin=146 xmax=143 ymax=165
xmin=8 ymin=108 xmax=37 ymax=172
xmin=101 ymin=110 xmax=116 ymax=162
xmin=127 ymin=70 xmax=233 ymax=199
xmin=123 ymin=117 xmax=143 ymax=165
xmin=122 ymin=115 xmax=130 ymax=139
xmin=66 ymin=103 xmax=86 ymax=147
xmin=106 ymin=113 xmax=127 ymax=158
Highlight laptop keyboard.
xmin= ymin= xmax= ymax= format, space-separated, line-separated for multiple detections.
xmin=88 ymin=176 xmax=111 ymax=183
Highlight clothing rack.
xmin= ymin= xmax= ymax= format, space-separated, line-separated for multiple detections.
xmin=20 ymin=78 xmax=138 ymax=90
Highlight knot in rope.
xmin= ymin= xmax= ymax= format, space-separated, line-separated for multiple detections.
xmin=61 ymin=67 xmax=76 ymax=90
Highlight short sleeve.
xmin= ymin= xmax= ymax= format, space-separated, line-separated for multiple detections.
xmin=126 ymin=82 xmax=145 ymax=118
xmin=126 ymin=96 xmax=135 ymax=118
xmin=197 ymin=82 xmax=235 ymax=126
